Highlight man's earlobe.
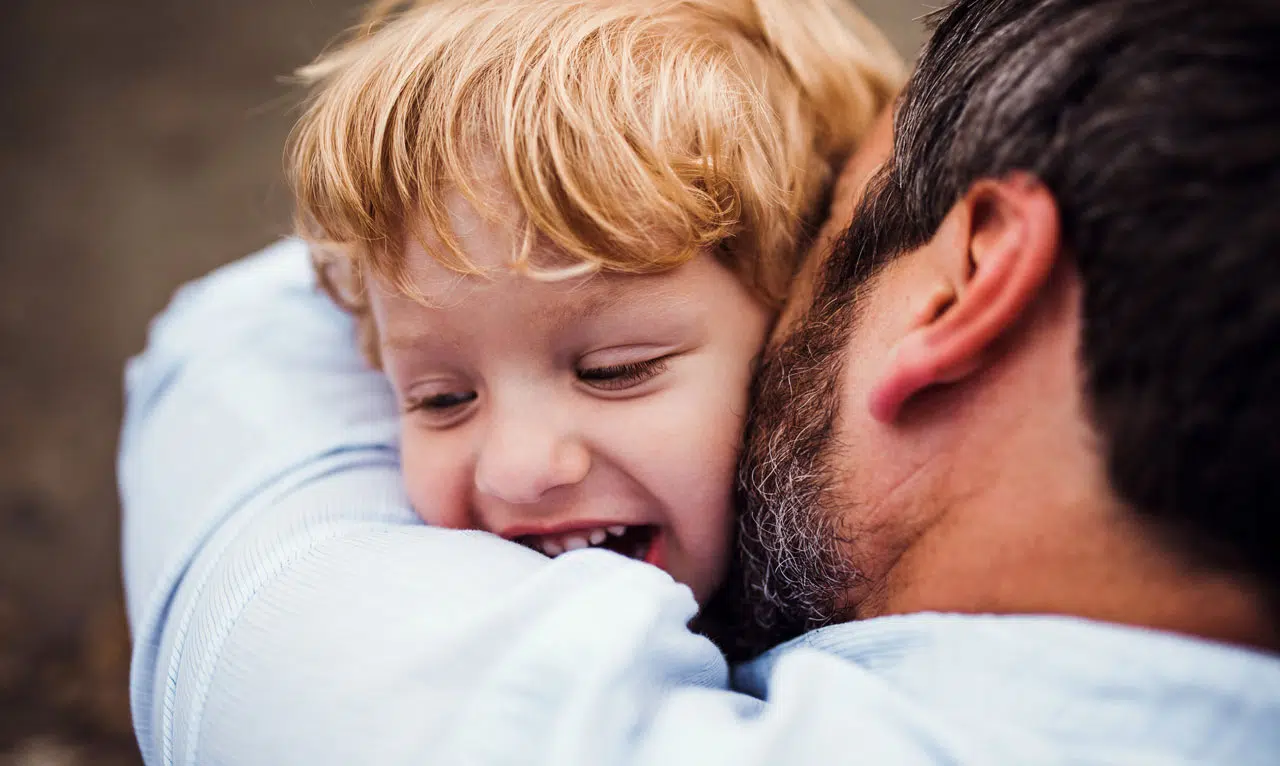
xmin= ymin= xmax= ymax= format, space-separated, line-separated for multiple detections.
xmin=868 ymin=173 xmax=1060 ymax=423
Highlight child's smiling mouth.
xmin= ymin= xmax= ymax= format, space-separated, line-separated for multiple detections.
xmin=515 ymin=524 xmax=660 ymax=564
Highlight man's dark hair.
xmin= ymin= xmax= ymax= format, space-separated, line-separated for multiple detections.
xmin=823 ymin=0 xmax=1280 ymax=598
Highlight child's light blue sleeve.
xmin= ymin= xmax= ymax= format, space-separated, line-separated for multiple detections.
xmin=120 ymin=240 xmax=777 ymax=766
xmin=119 ymin=239 xmax=1280 ymax=766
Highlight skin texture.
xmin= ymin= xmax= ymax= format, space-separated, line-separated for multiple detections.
xmin=368 ymin=184 xmax=772 ymax=604
xmin=738 ymin=109 xmax=1276 ymax=652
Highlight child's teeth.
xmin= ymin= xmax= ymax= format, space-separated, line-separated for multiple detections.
xmin=531 ymin=526 xmax=637 ymax=557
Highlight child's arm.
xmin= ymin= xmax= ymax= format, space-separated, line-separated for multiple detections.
xmin=119 ymin=240 xmax=717 ymax=764
xmin=119 ymin=239 xmax=952 ymax=765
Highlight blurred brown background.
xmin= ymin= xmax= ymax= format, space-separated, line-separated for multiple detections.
xmin=0 ymin=1 xmax=926 ymax=763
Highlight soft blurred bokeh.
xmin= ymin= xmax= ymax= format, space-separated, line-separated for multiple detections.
xmin=0 ymin=1 xmax=926 ymax=762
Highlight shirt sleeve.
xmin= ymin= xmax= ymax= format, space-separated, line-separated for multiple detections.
xmin=120 ymin=241 xmax=945 ymax=766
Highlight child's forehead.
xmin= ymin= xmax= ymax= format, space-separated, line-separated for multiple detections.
xmin=372 ymin=254 xmax=704 ymax=353
xmin=401 ymin=179 xmax=603 ymax=275
xmin=395 ymin=179 xmax=695 ymax=292
xmin=375 ymin=164 xmax=710 ymax=322
xmin=385 ymin=247 xmax=680 ymax=313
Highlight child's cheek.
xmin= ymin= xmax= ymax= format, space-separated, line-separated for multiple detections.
xmin=400 ymin=422 xmax=473 ymax=529
xmin=661 ymin=408 xmax=743 ymax=600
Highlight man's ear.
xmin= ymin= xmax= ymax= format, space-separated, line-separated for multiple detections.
xmin=867 ymin=173 xmax=1060 ymax=423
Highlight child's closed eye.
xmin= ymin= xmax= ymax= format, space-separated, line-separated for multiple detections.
xmin=403 ymin=356 xmax=673 ymax=418
xmin=576 ymin=357 xmax=671 ymax=392
xmin=406 ymin=390 xmax=477 ymax=413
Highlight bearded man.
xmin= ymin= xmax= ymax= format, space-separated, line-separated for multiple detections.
xmin=121 ymin=1 xmax=1280 ymax=764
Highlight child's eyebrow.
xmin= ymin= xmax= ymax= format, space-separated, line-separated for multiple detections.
xmin=537 ymin=288 xmax=623 ymax=331
xmin=382 ymin=326 xmax=467 ymax=352
xmin=380 ymin=277 xmax=692 ymax=351
xmin=537 ymin=279 xmax=685 ymax=334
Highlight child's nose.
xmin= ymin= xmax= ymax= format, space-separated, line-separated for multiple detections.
xmin=473 ymin=414 xmax=590 ymax=505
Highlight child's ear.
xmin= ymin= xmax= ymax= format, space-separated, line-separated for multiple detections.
xmin=867 ymin=173 xmax=1061 ymax=423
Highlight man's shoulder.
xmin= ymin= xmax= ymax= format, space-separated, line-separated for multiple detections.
xmin=735 ymin=613 xmax=1280 ymax=764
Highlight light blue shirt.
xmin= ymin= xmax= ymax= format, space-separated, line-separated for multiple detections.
xmin=120 ymin=240 xmax=1280 ymax=765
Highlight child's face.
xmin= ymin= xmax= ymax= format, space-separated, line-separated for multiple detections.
xmin=369 ymin=198 xmax=773 ymax=604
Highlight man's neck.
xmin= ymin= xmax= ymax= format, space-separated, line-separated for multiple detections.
xmin=849 ymin=270 xmax=1277 ymax=653
xmin=867 ymin=492 xmax=1279 ymax=653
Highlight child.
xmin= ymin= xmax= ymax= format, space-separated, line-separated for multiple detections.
xmin=288 ymin=0 xmax=901 ymax=604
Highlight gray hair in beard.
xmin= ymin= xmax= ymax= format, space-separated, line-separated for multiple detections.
xmin=708 ymin=160 xmax=906 ymax=661
xmin=716 ymin=291 xmax=864 ymax=660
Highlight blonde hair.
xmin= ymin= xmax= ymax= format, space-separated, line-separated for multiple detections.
xmin=288 ymin=0 xmax=903 ymax=363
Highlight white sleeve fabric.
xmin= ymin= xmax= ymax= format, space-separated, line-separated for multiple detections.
xmin=118 ymin=241 xmax=742 ymax=766
xmin=121 ymin=240 xmax=986 ymax=766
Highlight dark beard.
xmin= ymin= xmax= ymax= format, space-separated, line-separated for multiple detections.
xmin=700 ymin=163 xmax=907 ymax=661
xmin=704 ymin=293 xmax=863 ymax=662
